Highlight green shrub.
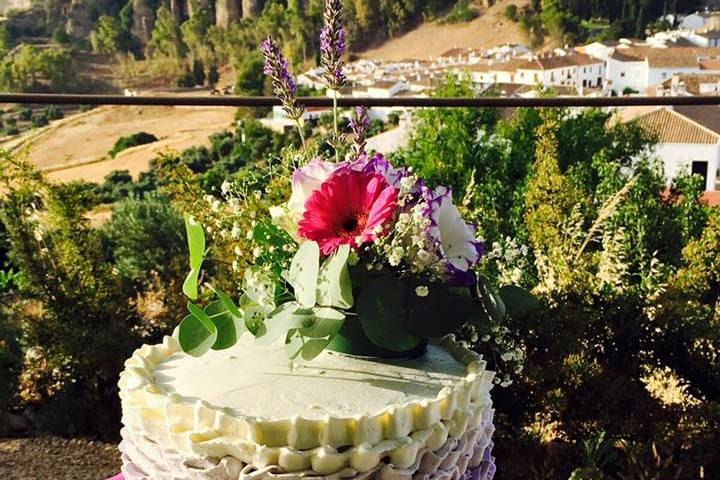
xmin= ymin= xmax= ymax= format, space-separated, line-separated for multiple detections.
xmin=3 ymin=126 xmax=19 ymax=136
xmin=52 ymin=27 xmax=70 ymax=45
xmin=44 ymin=105 xmax=64 ymax=120
xmin=440 ymin=0 xmax=477 ymax=24
xmin=505 ymin=4 xmax=519 ymax=21
xmin=18 ymin=108 xmax=31 ymax=121
xmin=0 ymin=156 xmax=141 ymax=437
xmin=109 ymin=131 xmax=158 ymax=158
xmin=30 ymin=113 xmax=49 ymax=128
xmin=101 ymin=192 xmax=185 ymax=283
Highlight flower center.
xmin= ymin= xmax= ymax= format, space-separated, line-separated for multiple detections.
xmin=337 ymin=211 xmax=367 ymax=238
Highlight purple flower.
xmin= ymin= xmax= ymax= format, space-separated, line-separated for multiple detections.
xmin=260 ymin=37 xmax=304 ymax=120
xmin=349 ymin=106 xmax=370 ymax=158
xmin=425 ymin=186 xmax=484 ymax=285
xmin=320 ymin=0 xmax=346 ymax=90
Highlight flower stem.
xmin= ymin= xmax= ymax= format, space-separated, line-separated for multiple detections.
xmin=295 ymin=118 xmax=306 ymax=149
xmin=333 ymin=91 xmax=339 ymax=162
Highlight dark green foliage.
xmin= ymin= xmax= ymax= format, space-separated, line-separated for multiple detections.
xmin=0 ymin=156 xmax=140 ymax=437
xmin=51 ymin=27 xmax=70 ymax=45
xmin=44 ymin=105 xmax=64 ymax=120
xmin=95 ymin=169 xmax=134 ymax=203
xmin=30 ymin=113 xmax=49 ymax=128
xmin=101 ymin=193 xmax=185 ymax=283
xmin=18 ymin=108 xmax=31 ymax=121
xmin=234 ymin=52 xmax=265 ymax=96
xmin=109 ymin=131 xmax=158 ymax=158
xmin=440 ymin=0 xmax=477 ymax=24
xmin=505 ymin=4 xmax=519 ymax=21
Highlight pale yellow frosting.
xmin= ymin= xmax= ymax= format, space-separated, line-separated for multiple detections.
xmin=119 ymin=334 xmax=494 ymax=475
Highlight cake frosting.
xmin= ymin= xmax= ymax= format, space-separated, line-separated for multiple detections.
xmin=118 ymin=334 xmax=496 ymax=480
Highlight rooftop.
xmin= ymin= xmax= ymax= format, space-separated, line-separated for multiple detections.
xmin=517 ymin=53 xmax=602 ymax=70
xmin=634 ymin=106 xmax=720 ymax=144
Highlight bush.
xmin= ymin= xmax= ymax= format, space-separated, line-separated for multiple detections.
xmin=440 ymin=0 xmax=477 ymax=24
xmin=52 ymin=27 xmax=70 ymax=45
xmin=44 ymin=105 xmax=64 ymax=120
xmin=29 ymin=113 xmax=48 ymax=128
xmin=175 ymin=71 xmax=196 ymax=88
xmin=181 ymin=146 xmax=213 ymax=173
xmin=505 ymin=4 xmax=518 ymax=21
xmin=109 ymin=132 xmax=158 ymax=158
xmin=0 ymin=156 xmax=141 ymax=437
xmin=3 ymin=126 xmax=19 ymax=136
xmin=18 ymin=108 xmax=31 ymax=121
xmin=101 ymin=192 xmax=185 ymax=283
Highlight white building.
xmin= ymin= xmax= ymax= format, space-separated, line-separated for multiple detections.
xmin=655 ymin=73 xmax=720 ymax=96
xmin=632 ymin=105 xmax=720 ymax=191
xmin=514 ymin=53 xmax=604 ymax=89
xmin=606 ymin=46 xmax=720 ymax=94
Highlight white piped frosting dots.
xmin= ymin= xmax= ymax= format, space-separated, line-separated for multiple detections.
xmin=118 ymin=334 xmax=495 ymax=478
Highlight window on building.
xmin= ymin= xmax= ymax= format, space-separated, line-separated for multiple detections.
xmin=620 ymin=72 xmax=626 ymax=77
xmin=691 ymin=161 xmax=709 ymax=187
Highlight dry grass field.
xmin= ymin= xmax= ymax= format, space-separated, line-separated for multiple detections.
xmin=1 ymin=102 xmax=236 ymax=184
xmin=361 ymin=0 xmax=531 ymax=61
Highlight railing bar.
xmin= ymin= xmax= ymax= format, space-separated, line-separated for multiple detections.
xmin=2 ymin=93 xmax=720 ymax=108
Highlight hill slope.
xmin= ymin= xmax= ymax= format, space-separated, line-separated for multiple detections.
xmin=361 ymin=0 xmax=531 ymax=61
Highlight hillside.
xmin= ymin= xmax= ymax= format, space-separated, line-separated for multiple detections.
xmin=361 ymin=0 xmax=531 ymax=61
xmin=1 ymin=99 xmax=235 ymax=184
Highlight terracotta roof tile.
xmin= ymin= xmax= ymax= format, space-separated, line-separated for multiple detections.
xmin=635 ymin=107 xmax=720 ymax=144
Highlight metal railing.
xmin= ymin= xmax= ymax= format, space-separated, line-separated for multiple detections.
xmin=1 ymin=93 xmax=720 ymax=108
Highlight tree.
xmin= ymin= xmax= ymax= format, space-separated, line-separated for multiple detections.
xmin=147 ymin=4 xmax=185 ymax=60
xmin=181 ymin=6 xmax=214 ymax=78
xmin=234 ymin=51 xmax=265 ymax=95
xmin=91 ymin=16 xmax=124 ymax=54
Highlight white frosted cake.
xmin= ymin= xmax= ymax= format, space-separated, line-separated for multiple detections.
xmin=118 ymin=335 xmax=496 ymax=480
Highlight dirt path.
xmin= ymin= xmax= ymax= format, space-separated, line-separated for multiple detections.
xmin=0 ymin=436 xmax=121 ymax=480
xmin=361 ymin=0 xmax=531 ymax=61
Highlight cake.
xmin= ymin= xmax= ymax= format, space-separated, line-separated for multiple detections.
xmin=118 ymin=334 xmax=496 ymax=480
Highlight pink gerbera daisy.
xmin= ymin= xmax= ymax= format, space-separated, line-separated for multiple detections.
xmin=298 ymin=169 xmax=398 ymax=255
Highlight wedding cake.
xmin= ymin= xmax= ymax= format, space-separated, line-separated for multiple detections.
xmin=118 ymin=334 xmax=496 ymax=480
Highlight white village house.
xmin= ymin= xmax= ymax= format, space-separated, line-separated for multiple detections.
xmin=514 ymin=53 xmax=604 ymax=90
xmin=631 ymin=105 xmax=720 ymax=193
xmin=606 ymin=46 xmax=720 ymax=94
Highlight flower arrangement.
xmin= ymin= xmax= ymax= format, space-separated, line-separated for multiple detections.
xmin=174 ymin=0 xmax=536 ymax=363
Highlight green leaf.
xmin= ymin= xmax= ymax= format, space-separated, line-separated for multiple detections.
xmin=287 ymin=241 xmax=320 ymax=308
xmin=301 ymin=337 xmax=332 ymax=361
xmin=316 ymin=244 xmax=353 ymax=309
xmin=407 ymin=287 xmax=472 ymax=338
xmin=499 ymin=285 xmax=541 ymax=316
xmin=183 ymin=213 xmax=206 ymax=300
xmin=204 ymin=301 xmax=243 ymax=350
xmin=212 ymin=287 xmax=243 ymax=319
xmin=256 ymin=302 xmax=305 ymax=345
xmin=357 ymin=275 xmax=420 ymax=352
xmin=179 ymin=302 xmax=218 ymax=357
xmin=183 ymin=266 xmax=200 ymax=300
xmin=300 ymin=307 xmax=345 ymax=338
xmin=285 ymin=330 xmax=304 ymax=360
xmin=476 ymin=276 xmax=506 ymax=324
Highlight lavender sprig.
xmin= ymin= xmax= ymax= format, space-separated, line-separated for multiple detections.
xmin=320 ymin=0 xmax=346 ymax=91
xmin=260 ymin=37 xmax=306 ymax=130
xmin=350 ymin=106 xmax=370 ymax=159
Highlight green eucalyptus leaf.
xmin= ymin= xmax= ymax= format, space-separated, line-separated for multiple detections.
xmin=300 ymin=307 xmax=345 ymax=338
xmin=285 ymin=330 xmax=304 ymax=360
xmin=317 ymin=244 xmax=353 ymax=309
xmin=207 ymin=285 xmax=244 ymax=319
xmin=183 ymin=213 xmax=206 ymax=300
xmin=357 ymin=275 xmax=420 ymax=352
xmin=179 ymin=302 xmax=218 ymax=357
xmin=287 ymin=241 xmax=320 ymax=308
xmin=407 ymin=287 xmax=472 ymax=338
xmin=256 ymin=302 xmax=304 ymax=345
xmin=183 ymin=266 xmax=201 ymax=300
xmin=301 ymin=337 xmax=331 ymax=361
xmin=499 ymin=285 xmax=541 ymax=316
xmin=204 ymin=301 xmax=243 ymax=350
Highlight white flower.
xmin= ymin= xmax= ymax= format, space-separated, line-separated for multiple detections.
xmin=288 ymin=158 xmax=340 ymax=218
xmin=415 ymin=286 xmax=429 ymax=297
xmin=426 ymin=186 xmax=483 ymax=274
xmin=221 ymin=180 xmax=232 ymax=195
